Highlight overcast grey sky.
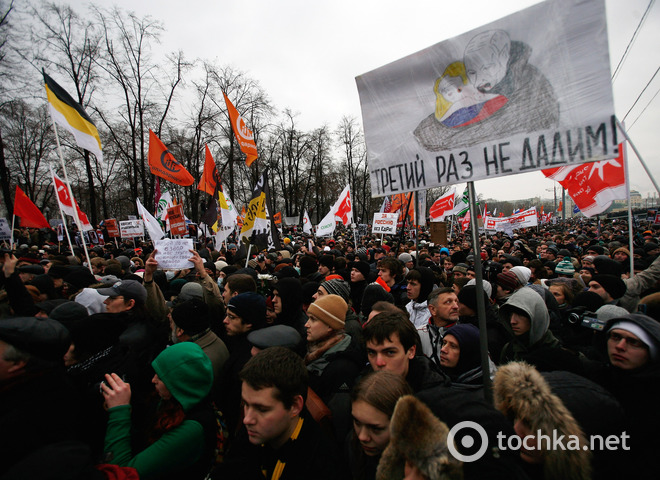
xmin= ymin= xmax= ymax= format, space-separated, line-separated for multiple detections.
xmin=69 ymin=0 xmax=660 ymax=203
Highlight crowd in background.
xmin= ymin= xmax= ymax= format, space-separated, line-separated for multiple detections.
xmin=2 ymin=217 xmax=660 ymax=480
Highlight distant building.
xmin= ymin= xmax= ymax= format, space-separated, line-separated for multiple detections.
xmin=630 ymin=190 xmax=642 ymax=208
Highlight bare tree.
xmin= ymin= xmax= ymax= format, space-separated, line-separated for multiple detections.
xmin=25 ymin=1 xmax=102 ymax=224
xmin=207 ymin=64 xmax=273 ymax=203
xmin=0 ymin=100 xmax=55 ymax=208
xmin=0 ymin=0 xmax=16 ymax=214
xmin=336 ymin=116 xmax=372 ymax=222
xmin=93 ymin=6 xmax=189 ymax=209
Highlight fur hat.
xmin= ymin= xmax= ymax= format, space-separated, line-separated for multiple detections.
xmin=494 ymin=362 xmax=591 ymax=480
xmin=307 ymin=294 xmax=346 ymax=330
xmin=376 ymin=395 xmax=462 ymax=480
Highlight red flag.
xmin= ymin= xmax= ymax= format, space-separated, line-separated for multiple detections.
xmin=224 ymin=93 xmax=258 ymax=167
xmin=13 ymin=186 xmax=49 ymax=228
xmin=148 ymin=130 xmax=194 ymax=186
xmin=429 ymin=188 xmax=455 ymax=221
xmin=543 ymin=144 xmax=626 ymax=217
xmin=197 ymin=144 xmax=220 ymax=195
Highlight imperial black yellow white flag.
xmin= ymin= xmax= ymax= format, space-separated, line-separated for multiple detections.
xmin=43 ymin=70 xmax=103 ymax=162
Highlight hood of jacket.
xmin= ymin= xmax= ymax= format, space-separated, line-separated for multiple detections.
xmin=501 ymin=287 xmax=550 ymax=346
xmin=600 ymin=313 xmax=660 ymax=375
xmin=152 ymin=342 xmax=213 ymax=412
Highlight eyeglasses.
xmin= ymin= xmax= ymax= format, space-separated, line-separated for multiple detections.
xmin=608 ymin=331 xmax=647 ymax=350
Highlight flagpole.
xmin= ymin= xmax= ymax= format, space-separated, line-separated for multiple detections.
xmin=10 ymin=214 xmax=14 ymax=251
xmin=467 ymin=181 xmax=492 ymax=402
xmin=622 ymin=138 xmax=635 ymax=278
xmin=616 ymin=119 xmax=660 ymax=196
xmin=50 ymin=166 xmax=76 ymax=258
xmin=50 ymin=119 xmax=93 ymax=273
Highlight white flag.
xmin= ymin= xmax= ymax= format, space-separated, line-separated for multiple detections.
xmin=136 ymin=197 xmax=165 ymax=242
xmin=157 ymin=190 xmax=173 ymax=223
xmin=316 ymin=209 xmax=336 ymax=237
xmin=303 ymin=210 xmax=312 ymax=235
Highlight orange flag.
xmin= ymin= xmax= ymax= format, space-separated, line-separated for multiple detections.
xmin=224 ymin=93 xmax=258 ymax=167
xmin=14 ymin=186 xmax=50 ymax=228
xmin=273 ymin=212 xmax=282 ymax=225
xmin=148 ymin=130 xmax=194 ymax=186
xmin=197 ymin=144 xmax=220 ymax=195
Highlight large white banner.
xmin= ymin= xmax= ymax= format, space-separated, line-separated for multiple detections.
xmin=485 ymin=207 xmax=538 ymax=231
xmin=371 ymin=213 xmax=399 ymax=234
xmin=357 ymin=0 xmax=616 ymax=197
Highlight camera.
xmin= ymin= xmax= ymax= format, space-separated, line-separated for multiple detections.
xmin=567 ymin=308 xmax=607 ymax=331
xmin=482 ymin=261 xmax=503 ymax=283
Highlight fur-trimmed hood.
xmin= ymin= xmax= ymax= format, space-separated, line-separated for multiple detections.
xmin=493 ymin=362 xmax=591 ymax=480
xmin=376 ymin=395 xmax=463 ymax=480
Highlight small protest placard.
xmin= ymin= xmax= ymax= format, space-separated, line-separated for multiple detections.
xmin=167 ymin=205 xmax=187 ymax=236
xmin=154 ymin=238 xmax=194 ymax=270
xmin=105 ymin=219 xmax=120 ymax=238
xmin=0 ymin=218 xmax=11 ymax=241
xmin=119 ymin=220 xmax=143 ymax=238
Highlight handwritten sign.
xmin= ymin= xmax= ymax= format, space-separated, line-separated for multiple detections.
xmin=119 ymin=220 xmax=144 ymax=238
xmin=0 ymin=218 xmax=11 ymax=241
xmin=167 ymin=205 xmax=187 ymax=236
xmin=105 ymin=219 xmax=120 ymax=238
xmin=371 ymin=213 xmax=399 ymax=234
xmin=154 ymin=238 xmax=194 ymax=270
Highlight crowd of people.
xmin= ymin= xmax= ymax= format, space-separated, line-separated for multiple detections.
xmin=1 ymin=217 xmax=660 ymax=479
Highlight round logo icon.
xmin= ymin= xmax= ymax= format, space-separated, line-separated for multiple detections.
xmin=447 ymin=421 xmax=489 ymax=463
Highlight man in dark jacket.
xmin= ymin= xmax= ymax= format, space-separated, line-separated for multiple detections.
xmin=589 ymin=313 xmax=660 ymax=477
xmin=0 ymin=317 xmax=82 ymax=476
xmin=213 ymin=347 xmax=340 ymax=480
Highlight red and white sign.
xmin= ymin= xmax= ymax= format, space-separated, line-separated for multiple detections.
xmin=371 ymin=213 xmax=399 ymax=234
xmin=485 ymin=207 xmax=538 ymax=231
